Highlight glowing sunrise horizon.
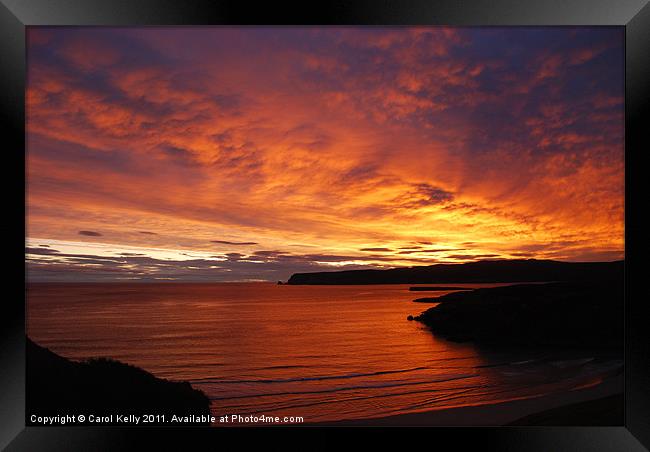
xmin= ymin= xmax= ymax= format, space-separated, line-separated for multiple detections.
xmin=26 ymin=27 xmax=624 ymax=282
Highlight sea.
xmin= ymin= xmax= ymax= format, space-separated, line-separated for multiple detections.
xmin=26 ymin=282 xmax=623 ymax=424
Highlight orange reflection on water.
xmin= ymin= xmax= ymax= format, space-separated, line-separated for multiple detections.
xmin=27 ymin=282 xmax=621 ymax=423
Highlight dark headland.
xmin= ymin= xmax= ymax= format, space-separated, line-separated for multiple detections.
xmin=409 ymin=286 xmax=472 ymax=291
xmin=26 ymin=338 xmax=211 ymax=425
xmin=287 ymin=259 xmax=623 ymax=285
xmin=413 ymin=280 xmax=623 ymax=347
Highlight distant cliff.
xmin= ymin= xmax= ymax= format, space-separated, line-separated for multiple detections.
xmin=287 ymin=259 xmax=623 ymax=285
xmin=26 ymin=338 xmax=211 ymax=425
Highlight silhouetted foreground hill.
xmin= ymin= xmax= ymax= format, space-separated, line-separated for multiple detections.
xmin=26 ymin=338 xmax=210 ymax=425
xmin=287 ymin=259 xmax=623 ymax=285
xmin=414 ymin=281 xmax=623 ymax=347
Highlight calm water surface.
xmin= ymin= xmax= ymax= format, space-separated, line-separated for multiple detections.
xmin=27 ymin=282 xmax=622 ymax=423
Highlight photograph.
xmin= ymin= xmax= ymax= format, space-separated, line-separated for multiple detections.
xmin=23 ymin=25 xmax=626 ymax=428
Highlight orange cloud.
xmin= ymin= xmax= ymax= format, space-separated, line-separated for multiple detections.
xmin=26 ymin=27 xmax=624 ymax=281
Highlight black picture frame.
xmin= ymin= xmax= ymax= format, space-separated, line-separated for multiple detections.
xmin=2 ymin=0 xmax=648 ymax=450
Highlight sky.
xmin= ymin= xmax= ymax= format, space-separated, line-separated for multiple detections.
xmin=26 ymin=27 xmax=624 ymax=282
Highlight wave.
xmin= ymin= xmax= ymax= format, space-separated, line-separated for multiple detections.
xmin=203 ymin=374 xmax=479 ymax=401
xmin=550 ymin=357 xmax=594 ymax=368
xmin=474 ymin=357 xmax=542 ymax=369
xmin=215 ymin=382 xmax=489 ymax=415
xmin=189 ymin=365 xmax=431 ymax=384
xmin=258 ymin=364 xmax=312 ymax=371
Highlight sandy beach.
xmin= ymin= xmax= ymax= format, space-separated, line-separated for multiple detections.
xmin=311 ymin=374 xmax=623 ymax=426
